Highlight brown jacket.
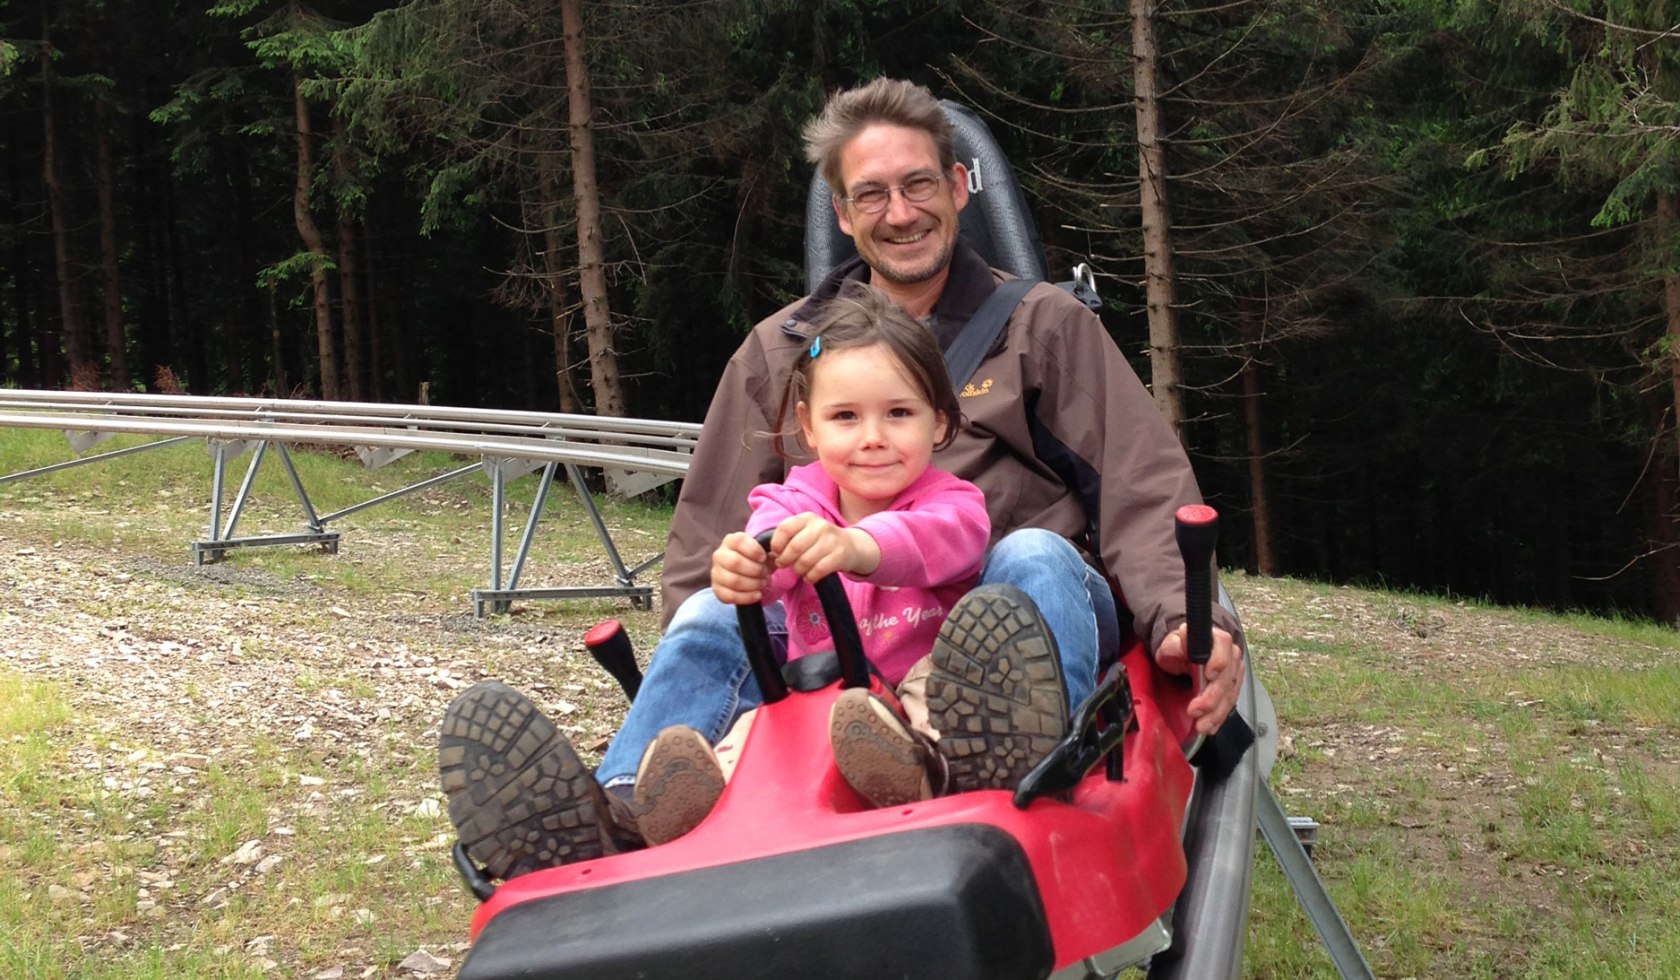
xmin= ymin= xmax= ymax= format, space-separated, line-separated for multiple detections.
xmin=660 ymin=243 xmax=1242 ymax=656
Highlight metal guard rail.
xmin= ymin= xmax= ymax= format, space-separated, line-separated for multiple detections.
xmin=0 ymin=390 xmax=700 ymax=616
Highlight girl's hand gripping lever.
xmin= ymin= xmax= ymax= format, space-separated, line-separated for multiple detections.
xmin=733 ymin=530 xmax=871 ymax=704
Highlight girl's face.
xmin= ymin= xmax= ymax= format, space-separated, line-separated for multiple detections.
xmin=797 ymin=342 xmax=948 ymax=523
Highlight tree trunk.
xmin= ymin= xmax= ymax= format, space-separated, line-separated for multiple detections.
xmin=163 ymin=181 xmax=202 ymax=392
xmin=362 ymin=210 xmax=385 ymax=402
xmin=1661 ymin=191 xmax=1680 ymax=476
xmin=292 ymin=71 xmax=338 ymax=400
xmin=41 ymin=11 xmax=90 ymax=387
xmin=129 ymin=98 xmax=170 ymax=390
xmin=1130 ymin=0 xmax=1183 ymax=438
xmin=224 ymin=139 xmax=267 ymax=394
xmin=4 ymin=246 xmax=23 ymax=385
xmin=93 ymin=80 xmax=129 ymax=391
xmin=3 ymin=109 xmax=24 ymax=386
xmin=538 ymin=149 xmax=581 ymax=413
xmin=551 ymin=305 xmax=580 ymax=413
xmin=335 ymin=214 xmax=364 ymax=400
xmin=2 ymin=220 xmax=13 ymax=384
xmin=6 ymin=237 xmax=35 ymax=388
xmin=1649 ymin=458 xmax=1680 ymax=627
xmin=268 ymin=280 xmax=290 ymax=397
xmin=1655 ymin=190 xmax=1680 ymax=624
xmin=385 ymin=197 xmax=414 ymax=404
xmin=561 ymin=0 xmax=624 ymax=417
xmin=332 ymin=116 xmax=364 ymax=401
xmin=1241 ymin=356 xmax=1276 ymax=576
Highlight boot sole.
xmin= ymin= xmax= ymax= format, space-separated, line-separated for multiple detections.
xmin=438 ymin=681 xmax=606 ymax=880
xmin=633 ymin=726 xmax=726 ymax=846
xmin=830 ymin=688 xmax=931 ymax=807
xmin=927 ymin=584 xmax=1068 ymax=792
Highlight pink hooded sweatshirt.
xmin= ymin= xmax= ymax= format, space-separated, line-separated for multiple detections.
xmin=745 ymin=462 xmax=990 ymax=686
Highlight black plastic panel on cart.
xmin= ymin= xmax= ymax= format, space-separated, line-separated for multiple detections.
xmin=458 ymin=823 xmax=1055 ymax=980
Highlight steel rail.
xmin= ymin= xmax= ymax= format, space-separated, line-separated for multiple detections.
xmin=0 ymin=392 xmax=693 ymax=616
xmin=0 ymin=410 xmax=694 ymax=476
xmin=0 ymin=399 xmax=700 ymax=450
xmin=0 ymin=389 xmax=702 ymax=440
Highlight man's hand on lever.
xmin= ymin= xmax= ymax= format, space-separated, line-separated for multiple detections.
xmin=1154 ymin=626 xmax=1244 ymax=736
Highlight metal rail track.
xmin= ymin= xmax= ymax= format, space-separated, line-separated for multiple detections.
xmin=0 ymin=390 xmax=700 ymax=616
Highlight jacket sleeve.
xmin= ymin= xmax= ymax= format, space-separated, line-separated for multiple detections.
xmin=659 ymin=322 xmax=799 ymax=628
xmin=853 ymin=474 xmax=990 ymax=589
xmin=1025 ymin=296 xmax=1244 ymax=655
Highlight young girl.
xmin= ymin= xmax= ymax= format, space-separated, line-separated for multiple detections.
xmin=631 ymin=282 xmax=989 ymax=843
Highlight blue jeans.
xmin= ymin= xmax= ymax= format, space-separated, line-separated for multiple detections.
xmin=981 ymin=528 xmax=1118 ymax=712
xmin=595 ymin=528 xmax=1118 ymax=787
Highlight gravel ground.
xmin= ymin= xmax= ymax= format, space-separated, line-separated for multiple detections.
xmin=1 ymin=519 xmax=663 ymax=975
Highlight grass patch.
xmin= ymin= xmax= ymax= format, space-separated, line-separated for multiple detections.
xmin=2 ymin=674 xmax=155 ymax=972
xmin=1511 ymin=662 xmax=1680 ymax=727
xmin=1238 ymin=574 xmax=1680 ymax=979
xmin=0 ymin=667 xmax=466 ymax=978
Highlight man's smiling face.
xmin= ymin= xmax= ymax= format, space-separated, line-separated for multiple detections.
xmin=834 ymin=124 xmax=970 ymax=294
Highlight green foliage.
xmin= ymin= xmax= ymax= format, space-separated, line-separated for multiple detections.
xmin=418 ymin=163 xmax=484 ymax=236
xmin=1496 ymin=1 xmax=1680 ymax=227
xmin=209 ymin=0 xmax=265 ymax=17
xmin=257 ymin=249 xmax=338 ymax=292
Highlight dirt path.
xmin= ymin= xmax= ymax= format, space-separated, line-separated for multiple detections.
xmin=2 ymin=536 xmax=644 ymax=760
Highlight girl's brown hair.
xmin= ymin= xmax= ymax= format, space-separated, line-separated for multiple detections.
xmin=771 ymin=281 xmax=963 ymax=458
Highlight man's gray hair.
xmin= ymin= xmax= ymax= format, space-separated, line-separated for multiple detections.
xmin=803 ymin=78 xmax=957 ymax=197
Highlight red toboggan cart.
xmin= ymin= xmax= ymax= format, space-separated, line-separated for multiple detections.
xmin=447 ymin=102 xmax=1371 ymax=980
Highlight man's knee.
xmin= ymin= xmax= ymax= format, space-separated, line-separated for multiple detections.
xmin=658 ymin=589 xmax=787 ymax=667
xmin=665 ymin=588 xmax=736 ymax=634
xmin=982 ymin=528 xmax=1085 ymax=579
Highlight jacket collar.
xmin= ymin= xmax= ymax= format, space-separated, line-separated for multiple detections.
xmin=783 ymin=241 xmax=999 ymax=351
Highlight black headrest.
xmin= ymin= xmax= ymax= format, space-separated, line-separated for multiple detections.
xmin=802 ymin=100 xmax=1051 ymax=294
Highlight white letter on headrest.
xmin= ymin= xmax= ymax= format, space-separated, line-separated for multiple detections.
xmin=968 ymin=159 xmax=983 ymax=194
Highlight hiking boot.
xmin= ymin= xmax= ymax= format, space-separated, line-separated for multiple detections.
xmin=829 ymin=687 xmax=941 ymax=807
xmin=926 ymin=584 xmax=1069 ymax=793
xmin=439 ymin=680 xmax=633 ymax=881
xmin=631 ymin=725 xmax=726 ymax=845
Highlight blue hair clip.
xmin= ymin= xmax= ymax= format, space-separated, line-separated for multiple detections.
xmin=809 ymin=336 xmax=822 ymax=359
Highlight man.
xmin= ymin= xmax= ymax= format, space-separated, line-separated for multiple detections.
xmin=439 ymin=78 xmax=1246 ymax=882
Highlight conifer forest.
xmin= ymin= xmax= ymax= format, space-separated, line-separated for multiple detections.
xmin=2 ymin=1 xmax=1677 ymax=624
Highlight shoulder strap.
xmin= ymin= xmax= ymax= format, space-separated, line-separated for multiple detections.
xmin=943 ymin=278 xmax=1034 ymax=391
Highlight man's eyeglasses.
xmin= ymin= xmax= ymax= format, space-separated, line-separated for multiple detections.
xmin=841 ymin=173 xmax=945 ymax=214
